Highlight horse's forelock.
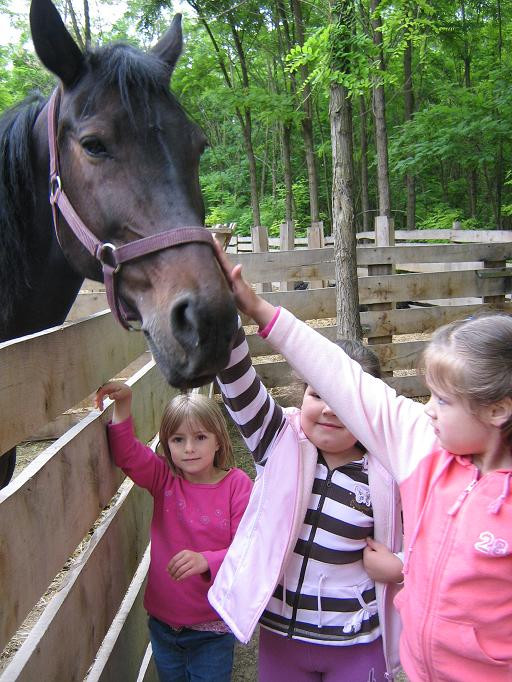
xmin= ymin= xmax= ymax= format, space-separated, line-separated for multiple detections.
xmin=0 ymin=94 xmax=46 ymax=327
xmin=83 ymin=44 xmax=173 ymax=125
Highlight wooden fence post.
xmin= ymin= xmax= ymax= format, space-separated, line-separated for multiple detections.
xmin=279 ymin=220 xmax=295 ymax=291
xmin=482 ymin=257 xmax=507 ymax=309
xmin=251 ymin=226 xmax=272 ymax=293
xmin=307 ymin=221 xmax=325 ymax=289
xmin=367 ymin=216 xmax=395 ymax=376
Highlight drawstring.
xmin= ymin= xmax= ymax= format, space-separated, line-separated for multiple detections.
xmin=316 ymin=574 xmax=326 ymax=628
xmin=448 ymin=467 xmax=480 ymax=516
xmin=488 ymin=472 xmax=512 ymax=514
xmin=342 ymin=585 xmax=377 ymax=634
xmin=403 ymin=457 xmax=453 ymax=575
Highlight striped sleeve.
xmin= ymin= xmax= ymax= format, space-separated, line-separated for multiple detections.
xmin=217 ymin=322 xmax=286 ymax=465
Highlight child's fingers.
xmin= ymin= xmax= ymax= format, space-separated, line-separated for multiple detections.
xmin=213 ymin=239 xmax=238 ymax=285
xmin=167 ymin=550 xmax=187 ymax=577
xmin=366 ymin=537 xmax=378 ymax=550
xmin=94 ymin=382 xmax=127 ymax=409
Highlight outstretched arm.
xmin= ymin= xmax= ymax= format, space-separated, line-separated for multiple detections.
xmin=214 ymin=241 xmax=434 ymax=484
xmin=217 ymin=321 xmax=285 ymax=466
xmin=95 ymin=381 xmax=170 ymax=493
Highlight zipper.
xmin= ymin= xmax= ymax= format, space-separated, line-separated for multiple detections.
xmin=380 ymin=474 xmax=399 ymax=673
xmin=287 ymin=467 xmax=333 ymax=637
xmin=421 ymin=469 xmax=480 ymax=679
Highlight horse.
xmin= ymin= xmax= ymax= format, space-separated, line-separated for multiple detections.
xmin=0 ymin=0 xmax=238 ymax=487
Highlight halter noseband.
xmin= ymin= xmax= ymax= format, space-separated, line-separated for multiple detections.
xmin=47 ymin=88 xmax=215 ymax=331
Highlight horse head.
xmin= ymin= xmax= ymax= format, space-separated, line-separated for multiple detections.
xmin=29 ymin=0 xmax=238 ymax=388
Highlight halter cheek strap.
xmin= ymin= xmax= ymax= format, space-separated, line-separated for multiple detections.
xmin=47 ymin=88 xmax=215 ymax=330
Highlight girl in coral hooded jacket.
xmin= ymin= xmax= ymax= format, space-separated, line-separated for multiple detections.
xmin=213 ymin=244 xmax=512 ymax=682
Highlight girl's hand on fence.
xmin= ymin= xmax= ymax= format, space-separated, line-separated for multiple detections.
xmin=213 ymin=238 xmax=276 ymax=328
xmin=94 ymin=381 xmax=132 ymax=424
xmin=363 ymin=537 xmax=404 ymax=584
xmin=167 ymin=549 xmax=209 ymax=581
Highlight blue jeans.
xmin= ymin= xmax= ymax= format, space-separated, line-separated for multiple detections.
xmin=148 ymin=616 xmax=235 ymax=682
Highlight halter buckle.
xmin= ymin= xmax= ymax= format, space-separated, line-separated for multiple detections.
xmin=97 ymin=242 xmax=121 ymax=273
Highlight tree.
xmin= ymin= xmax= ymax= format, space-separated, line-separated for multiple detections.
xmin=329 ymin=0 xmax=362 ymax=340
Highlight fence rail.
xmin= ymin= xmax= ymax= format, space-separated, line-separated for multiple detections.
xmin=1 ymin=224 xmax=511 ymax=680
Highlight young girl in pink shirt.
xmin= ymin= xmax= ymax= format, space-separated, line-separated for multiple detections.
xmin=213 ymin=243 xmax=512 ymax=682
xmin=95 ymin=383 xmax=252 ymax=682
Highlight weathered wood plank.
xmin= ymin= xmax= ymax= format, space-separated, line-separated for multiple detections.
xmin=245 ymin=303 xmax=510 ymax=353
xmin=356 ymin=229 xmax=512 ymax=243
xmin=0 ymin=361 xmax=176 ymax=651
xmin=232 ymin=243 xmax=512 ymax=283
xmin=247 ymin=330 xmax=425 ymax=371
xmin=1 ymin=482 xmax=152 ymax=682
xmin=246 ymin=359 xmax=428 ymax=397
xmin=140 ymin=644 xmax=159 ymax=682
xmin=0 ymin=310 xmax=147 ymax=454
xmin=86 ymin=546 xmax=150 ymax=682
xmin=357 ymin=269 xmax=511 ymax=304
xmin=240 ymin=270 xmax=511 ymax=318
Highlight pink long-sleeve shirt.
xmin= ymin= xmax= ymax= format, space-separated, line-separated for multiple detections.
xmin=263 ymin=308 xmax=512 ymax=682
xmin=107 ymin=417 xmax=252 ymax=628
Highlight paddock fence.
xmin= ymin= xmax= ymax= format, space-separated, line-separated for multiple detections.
xmin=1 ymin=223 xmax=511 ymax=680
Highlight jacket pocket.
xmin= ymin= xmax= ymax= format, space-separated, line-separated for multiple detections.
xmin=433 ymin=616 xmax=512 ymax=680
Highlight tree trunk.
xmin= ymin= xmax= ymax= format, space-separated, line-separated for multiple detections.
xmin=66 ymin=0 xmax=85 ymax=51
xmin=404 ymin=36 xmax=415 ymax=229
xmin=291 ymin=0 xmax=320 ymax=224
xmin=329 ymin=0 xmax=362 ymax=340
xmin=331 ymin=82 xmax=361 ymax=340
xmin=370 ymin=0 xmax=391 ymax=218
xmin=359 ymin=95 xmax=370 ymax=232
xmin=274 ymin=2 xmax=295 ymax=225
xmin=282 ymin=123 xmax=294 ymax=223
xmin=83 ymin=0 xmax=91 ymax=49
xmin=190 ymin=3 xmax=261 ymax=226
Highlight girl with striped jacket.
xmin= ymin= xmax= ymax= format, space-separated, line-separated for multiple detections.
xmin=210 ymin=322 xmax=404 ymax=681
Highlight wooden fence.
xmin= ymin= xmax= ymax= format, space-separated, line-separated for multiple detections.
xmin=0 ymin=313 xmax=175 ymax=681
xmin=1 ymin=224 xmax=511 ymax=680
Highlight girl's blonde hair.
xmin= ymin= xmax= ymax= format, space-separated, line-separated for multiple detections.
xmin=422 ymin=313 xmax=512 ymax=414
xmin=159 ymin=393 xmax=234 ymax=476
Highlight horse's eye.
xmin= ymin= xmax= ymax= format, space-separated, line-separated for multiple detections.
xmin=81 ymin=137 xmax=108 ymax=158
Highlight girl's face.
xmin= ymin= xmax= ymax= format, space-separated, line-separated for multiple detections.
xmin=300 ymin=386 xmax=359 ymax=465
xmin=167 ymin=419 xmax=220 ymax=483
xmin=424 ymin=386 xmax=493 ymax=457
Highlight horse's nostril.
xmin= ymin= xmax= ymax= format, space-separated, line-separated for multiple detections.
xmin=171 ymin=296 xmax=200 ymax=350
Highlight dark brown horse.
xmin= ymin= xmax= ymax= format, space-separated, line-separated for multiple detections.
xmin=0 ymin=0 xmax=237 ymax=485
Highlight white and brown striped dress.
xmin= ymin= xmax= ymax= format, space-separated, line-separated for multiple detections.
xmin=217 ymin=325 xmax=382 ymax=646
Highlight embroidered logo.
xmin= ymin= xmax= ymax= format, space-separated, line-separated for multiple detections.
xmin=474 ymin=531 xmax=509 ymax=557
xmin=354 ymin=485 xmax=371 ymax=507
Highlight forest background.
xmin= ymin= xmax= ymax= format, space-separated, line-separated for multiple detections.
xmin=0 ymin=0 xmax=511 ymax=239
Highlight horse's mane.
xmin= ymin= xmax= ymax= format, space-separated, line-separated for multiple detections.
xmin=0 ymin=93 xmax=46 ymax=327
xmin=83 ymin=43 xmax=182 ymax=126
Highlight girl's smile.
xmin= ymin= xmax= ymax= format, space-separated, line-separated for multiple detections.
xmin=168 ymin=419 xmax=220 ymax=483
xmin=300 ymin=386 xmax=361 ymax=467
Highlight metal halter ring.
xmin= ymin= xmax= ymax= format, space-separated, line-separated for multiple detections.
xmin=97 ymin=242 xmax=121 ymax=273
xmin=49 ymin=175 xmax=62 ymax=203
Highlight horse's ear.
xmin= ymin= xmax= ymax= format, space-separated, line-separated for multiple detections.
xmin=151 ymin=14 xmax=183 ymax=76
xmin=30 ymin=0 xmax=85 ymax=87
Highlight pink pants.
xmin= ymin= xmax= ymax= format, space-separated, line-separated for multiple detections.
xmin=258 ymin=627 xmax=387 ymax=682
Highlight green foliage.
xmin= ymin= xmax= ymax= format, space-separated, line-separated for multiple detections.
xmin=1 ymin=0 xmax=510 ymax=233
